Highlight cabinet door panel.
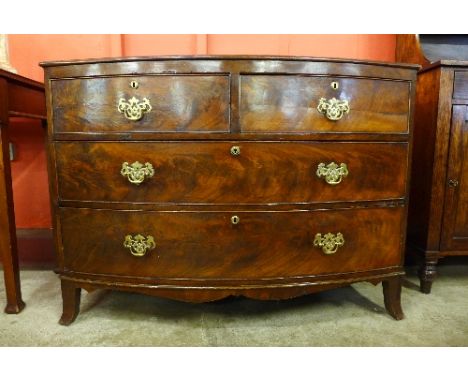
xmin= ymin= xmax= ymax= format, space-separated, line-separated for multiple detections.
xmin=441 ymin=105 xmax=468 ymax=250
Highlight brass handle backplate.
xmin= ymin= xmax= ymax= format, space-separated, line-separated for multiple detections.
xmin=118 ymin=96 xmax=152 ymax=121
xmin=123 ymin=234 xmax=156 ymax=257
xmin=313 ymin=232 xmax=345 ymax=255
xmin=316 ymin=162 xmax=349 ymax=185
xmin=317 ymin=97 xmax=350 ymax=121
xmin=121 ymin=161 xmax=155 ymax=185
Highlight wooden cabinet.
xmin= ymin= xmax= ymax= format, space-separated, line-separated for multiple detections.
xmin=397 ymin=35 xmax=468 ymax=293
xmin=41 ymin=56 xmax=417 ymax=324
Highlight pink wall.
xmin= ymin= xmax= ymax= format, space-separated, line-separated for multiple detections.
xmin=10 ymin=34 xmax=396 ymax=82
xmin=9 ymin=34 xmax=123 ymax=82
xmin=7 ymin=34 xmax=396 ymax=230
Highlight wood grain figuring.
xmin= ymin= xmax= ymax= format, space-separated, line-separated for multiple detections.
xmin=240 ymin=75 xmax=410 ymax=133
xmin=51 ymin=75 xmax=230 ymax=133
xmin=41 ymin=56 xmax=418 ymax=323
xmin=59 ymin=206 xmax=403 ymax=279
xmin=441 ymin=105 xmax=468 ymax=250
xmin=55 ymin=141 xmax=408 ymax=205
xmin=453 ymin=71 xmax=468 ymax=99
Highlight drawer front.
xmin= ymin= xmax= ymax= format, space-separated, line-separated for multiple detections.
xmin=454 ymin=71 xmax=468 ymax=99
xmin=240 ymin=75 xmax=410 ymax=133
xmin=59 ymin=207 xmax=403 ymax=279
xmin=55 ymin=141 xmax=408 ymax=204
xmin=51 ymin=75 xmax=230 ymax=133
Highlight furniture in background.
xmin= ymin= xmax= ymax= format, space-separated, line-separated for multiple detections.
xmin=41 ymin=56 xmax=417 ymax=325
xmin=397 ymin=35 xmax=468 ymax=293
xmin=0 ymin=69 xmax=46 ymax=313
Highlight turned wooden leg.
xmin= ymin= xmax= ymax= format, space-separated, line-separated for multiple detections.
xmin=418 ymin=258 xmax=438 ymax=294
xmin=382 ymin=277 xmax=404 ymax=320
xmin=59 ymin=279 xmax=81 ymax=326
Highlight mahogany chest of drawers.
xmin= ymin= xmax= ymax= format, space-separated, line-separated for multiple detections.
xmin=41 ymin=56 xmax=418 ymax=325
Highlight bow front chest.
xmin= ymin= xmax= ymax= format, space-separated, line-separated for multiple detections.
xmin=41 ymin=56 xmax=418 ymax=324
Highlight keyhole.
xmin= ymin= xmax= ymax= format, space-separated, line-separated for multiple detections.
xmin=230 ymin=146 xmax=240 ymax=156
xmin=130 ymin=81 xmax=139 ymax=89
xmin=231 ymin=215 xmax=240 ymax=225
xmin=331 ymin=81 xmax=339 ymax=90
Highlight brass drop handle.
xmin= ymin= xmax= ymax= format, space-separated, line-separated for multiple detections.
xmin=123 ymin=234 xmax=156 ymax=257
xmin=121 ymin=161 xmax=155 ymax=185
xmin=231 ymin=215 xmax=240 ymax=225
xmin=230 ymin=146 xmax=241 ymax=156
xmin=317 ymin=97 xmax=350 ymax=121
xmin=316 ymin=162 xmax=349 ymax=185
xmin=313 ymin=232 xmax=345 ymax=255
xmin=448 ymin=179 xmax=459 ymax=187
xmin=118 ymin=96 xmax=152 ymax=121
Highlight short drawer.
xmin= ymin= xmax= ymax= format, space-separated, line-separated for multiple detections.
xmin=50 ymin=74 xmax=230 ymax=133
xmin=453 ymin=71 xmax=468 ymax=99
xmin=240 ymin=75 xmax=410 ymax=133
xmin=59 ymin=207 xmax=403 ymax=279
xmin=55 ymin=141 xmax=408 ymax=204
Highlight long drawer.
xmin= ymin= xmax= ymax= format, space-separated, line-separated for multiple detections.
xmin=50 ymin=74 xmax=230 ymax=133
xmin=59 ymin=206 xmax=404 ymax=279
xmin=240 ymin=75 xmax=410 ymax=133
xmin=55 ymin=141 xmax=408 ymax=204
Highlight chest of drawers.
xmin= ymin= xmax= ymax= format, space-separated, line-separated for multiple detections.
xmin=41 ymin=56 xmax=418 ymax=325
